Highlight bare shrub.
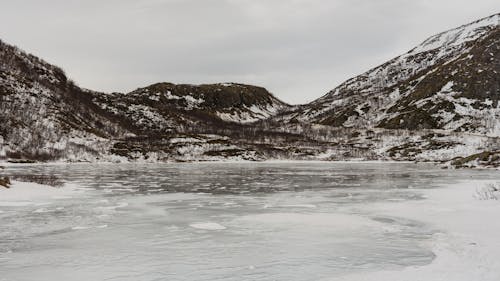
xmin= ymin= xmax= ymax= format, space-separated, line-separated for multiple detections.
xmin=0 ymin=176 xmax=10 ymax=188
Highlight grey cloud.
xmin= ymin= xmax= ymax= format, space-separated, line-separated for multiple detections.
xmin=0 ymin=0 xmax=498 ymax=104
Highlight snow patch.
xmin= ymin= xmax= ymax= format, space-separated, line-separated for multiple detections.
xmin=0 ymin=181 xmax=82 ymax=206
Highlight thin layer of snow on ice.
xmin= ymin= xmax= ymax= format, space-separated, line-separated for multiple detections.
xmin=275 ymin=204 xmax=318 ymax=209
xmin=71 ymin=226 xmax=92 ymax=230
xmin=72 ymin=225 xmax=108 ymax=231
xmin=235 ymin=213 xmax=389 ymax=233
xmin=189 ymin=222 xmax=227 ymax=230
xmin=94 ymin=202 xmax=129 ymax=213
xmin=333 ymin=180 xmax=500 ymax=281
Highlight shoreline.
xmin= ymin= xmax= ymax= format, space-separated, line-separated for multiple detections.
xmin=4 ymin=159 xmax=500 ymax=171
xmin=3 ymin=158 xmax=498 ymax=170
xmin=0 ymin=158 xmax=437 ymax=166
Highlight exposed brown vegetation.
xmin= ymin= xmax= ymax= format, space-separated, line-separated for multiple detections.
xmin=0 ymin=176 xmax=10 ymax=188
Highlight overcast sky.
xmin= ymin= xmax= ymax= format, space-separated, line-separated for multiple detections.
xmin=1 ymin=0 xmax=498 ymax=104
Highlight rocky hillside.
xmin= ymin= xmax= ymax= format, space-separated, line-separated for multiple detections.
xmin=282 ymin=13 xmax=499 ymax=136
xmin=92 ymin=82 xmax=289 ymax=135
xmin=0 ymin=39 xmax=129 ymax=161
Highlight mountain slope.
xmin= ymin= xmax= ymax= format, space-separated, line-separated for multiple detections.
xmin=0 ymin=39 xmax=129 ymax=160
xmin=283 ymin=13 xmax=499 ymax=136
xmin=92 ymin=82 xmax=289 ymax=136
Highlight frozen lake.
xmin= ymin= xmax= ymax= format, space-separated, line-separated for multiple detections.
xmin=0 ymin=162 xmax=499 ymax=281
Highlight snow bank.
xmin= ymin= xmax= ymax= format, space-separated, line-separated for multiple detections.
xmin=330 ymin=180 xmax=500 ymax=281
xmin=0 ymin=181 xmax=82 ymax=206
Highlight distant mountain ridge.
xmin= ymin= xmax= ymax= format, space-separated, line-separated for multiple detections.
xmin=1 ymin=13 xmax=499 ymax=167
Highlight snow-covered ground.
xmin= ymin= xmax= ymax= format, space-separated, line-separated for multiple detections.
xmin=0 ymin=181 xmax=83 ymax=207
xmin=334 ymin=180 xmax=500 ymax=281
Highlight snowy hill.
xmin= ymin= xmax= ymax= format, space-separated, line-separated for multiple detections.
xmin=92 ymin=82 xmax=289 ymax=135
xmin=0 ymin=39 xmax=129 ymax=161
xmin=282 ymin=13 xmax=499 ymax=136
xmin=0 ymin=39 xmax=290 ymax=162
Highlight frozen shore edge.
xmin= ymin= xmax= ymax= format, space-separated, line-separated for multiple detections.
xmin=333 ymin=179 xmax=500 ymax=281
xmin=0 ymin=159 xmax=439 ymax=169
xmin=1 ymin=159 xmax=497 ymax=170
